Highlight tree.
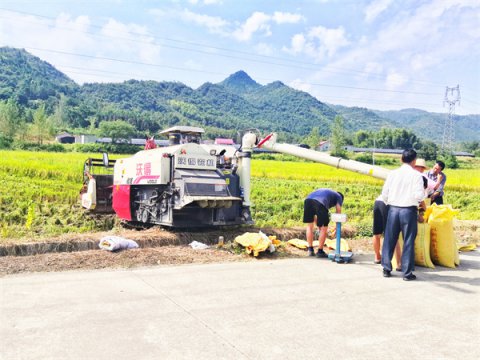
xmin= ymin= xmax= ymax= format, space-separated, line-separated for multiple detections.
xmin=330 ymin=115 xmax=348 ymax=158
xmin=88 ymin=116 xmax=97 ymax=133
xmin=353 ymin=130 xmax=373 ymax=148
xmin=461 ymin=141 xmax=479 ymax=154
xmin=29 ymin=104 xmax=55 ymax=144
xmin=439 ymin=152 xmax=459 ymax=169
xmin=98 ymin=120 xmax=136 ymax=143
xmin=52 ymin=93 xmax=69 ymax=128
xmin=417 ymin=141 xmax=438 ymax=161
xmin=0 ymin=99 xmax=22 ymax=139
xmin=302 ymin=127 xmax=322 ymax=149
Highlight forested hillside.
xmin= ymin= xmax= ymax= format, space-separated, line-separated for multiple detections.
xmin=374 ymin=109 xmax=480 ymax=142
xmin=0 ymin=47 xmax=78 ymax=109
xmin=0 ymin=46 xmax=478 ymax=145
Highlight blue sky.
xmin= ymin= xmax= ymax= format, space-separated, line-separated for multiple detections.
xmin=0 ymin=0 xmax=479 ymax=115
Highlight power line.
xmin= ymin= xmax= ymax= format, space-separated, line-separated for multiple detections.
xmin=58 ymin=64 xmax=443 ymax=108
xmin=26 ymin=46 xmax=443 ymax=96
xmin=0 ymin=7 xmax=450 ymax=88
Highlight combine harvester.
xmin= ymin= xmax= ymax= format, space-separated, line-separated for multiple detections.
xmin=81 ymin=127 xmax=390 ymax=229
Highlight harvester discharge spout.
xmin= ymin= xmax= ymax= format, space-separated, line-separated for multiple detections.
xmin=257 ymin=133 xmax=390 ymax=180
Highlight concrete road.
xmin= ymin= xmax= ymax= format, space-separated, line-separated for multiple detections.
xmin=1 ymin=252 xmax=479 ymax=360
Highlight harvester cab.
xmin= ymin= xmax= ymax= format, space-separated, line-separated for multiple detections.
xmin=80 ymin=154 xmax=116 ymax=213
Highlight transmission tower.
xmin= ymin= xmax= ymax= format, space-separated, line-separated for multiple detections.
xmin=442 ymin=85 xmax=460 ymax=153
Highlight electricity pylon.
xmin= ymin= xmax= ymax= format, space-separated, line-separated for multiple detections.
xmin=442 ymin=85 xmax=460 ymax=153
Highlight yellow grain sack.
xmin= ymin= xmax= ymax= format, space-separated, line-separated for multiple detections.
xmin=459 ymin=244 xmax=477 ymax=252
xmin=427 ymin=204 xmax=459 ymax=268
xmin=415 ymin=222 xmax=435 ymax=269
xmin=234 ymin=232 xmax=271 ymax=256
xmin=325 ymin=238 xmax=351 ymax=252
xmin=391 ymin=223 xmax=434 ymax=269
xmin=287 ymin=239 xmax=308 ymax=249
xmin=269 ymin=235 xmax=282 ymax=246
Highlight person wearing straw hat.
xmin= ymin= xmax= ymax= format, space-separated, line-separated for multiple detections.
xmin=414 ymin=158 xmax=428 ymax=173
xmin=414 ymin=159 xmax=436 ymax=200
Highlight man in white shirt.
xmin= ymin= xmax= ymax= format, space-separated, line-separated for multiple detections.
xmin=381 ymin=149 xmax=425 ymax=281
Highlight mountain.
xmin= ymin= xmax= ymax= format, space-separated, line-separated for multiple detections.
xmin=219 ymin=70 xmax=261 ymax=94
xmin=374 ymin=108 xmax=480 ymax=143
xmin=0 ymin=47 xmax=78 ymax=106
xmin=243 ymin=81 xmax=336 ymax=135
xmin=330 ymin=104 xmax=393 ymax=132
xmin=0 ymin=46 xmax=478 ymax=144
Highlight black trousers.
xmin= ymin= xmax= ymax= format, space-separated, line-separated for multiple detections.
xmin=381 ymin=206 xmax=418 ymax=277
xmin=431 ymin=196 xmax=443 ymax=205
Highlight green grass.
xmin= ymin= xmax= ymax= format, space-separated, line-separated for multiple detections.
xmin=250 ymin=158 xmax=480 ymax=228
xmin=1 ymin=150 xmax=478 ymax=241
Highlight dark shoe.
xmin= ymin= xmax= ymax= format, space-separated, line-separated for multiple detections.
xmin=307 ymin=247 xmax=315 ymax=257
xmin=374 ymin=259 xmax=381 ymax=264
xmin=403 ymin=274 xmax=417 ymax=281
xmin=396 ymin=267 xmax=402 ymax=272
xmin=383 ymin=269 xmax=391 ymax=278
xmin=316 ymin=249 xmax=328 ymax=258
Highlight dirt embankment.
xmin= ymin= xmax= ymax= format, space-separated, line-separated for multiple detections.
xmin=0 ymin=221 xmax=477 ymax=276
xmin=0 ymin=227 xmax=307 ymax=275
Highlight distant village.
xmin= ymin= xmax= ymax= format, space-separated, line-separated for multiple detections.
xmin=55 ymin=132 xmax=474 ymax=157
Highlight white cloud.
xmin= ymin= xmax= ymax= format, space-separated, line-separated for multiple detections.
xmin=308 ymin=26 xmax=349 ymax=57
xmin=272 ymin=11 xmax=304 ymax=24
xmin=183 ymin=59 xmax=203 ymax=71
xmin=288 ymin=34 xmax=306 ymax=53
xmin=255 ymin=42 xmax=274 ymax=56
xmin=364 ymin=0 xmax=393 ymax=23
xmin=289 ymin=78 xmax=313 ymax=93
xmin=385 ymin=71 xmax=407 ymax=89
xmin=232 ymin=11 xmax=272 ymax=41
xmin=167 ymin=9 xmax=302 ymax=42
xmin=410 ymin=54 xmax=438 ymax=72
xmin=317 ymin=0 xmax=480 ymax=92
xmin=284 ymin=25 xmax=349 ymax=60
xmin=99 ymin=19 xmax=160 ymax=63
xmin=362 ymin=62 xmax=384 ymax=78
xmin=232 ymin=11 xmax=303 ymax=42
xmin=189 ymin=0 xmax=223 ymax=4
xmin=180 ymin=9 xmax=229 ymax=34
xmin=0 ymin=10 xmax=164 ymax=83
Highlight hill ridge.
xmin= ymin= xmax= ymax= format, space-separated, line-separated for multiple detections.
xmin=0 ymin=46 xmax=478 ymax=143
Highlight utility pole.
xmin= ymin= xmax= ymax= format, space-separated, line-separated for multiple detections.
xmin=372 ymin=135 xmax=375 ymax=165
xmin=442 ymin=85 xmax=460 ymax=154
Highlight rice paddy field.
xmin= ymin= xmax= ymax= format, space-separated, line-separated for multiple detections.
xmin=1 ymin=150 xmax=479 ymax=241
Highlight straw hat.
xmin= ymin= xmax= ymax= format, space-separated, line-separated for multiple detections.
xmin=415 ymin=158 xmax=428 ymax=169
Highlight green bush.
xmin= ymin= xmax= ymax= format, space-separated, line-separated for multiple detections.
xmin=353 ymin=153 xmax=396 ymax=166
xmin=73 ymin=143 xmax=141 ymax=154
xmin=0 ymin=135 xmax=12 ymax=149
xmin=440 ymin=154 xmax=459 ymax=169
xmin=354 ymin=153 xmax=373 ymax=164
xmin=12 ymin=141 xmax=66 ymax=152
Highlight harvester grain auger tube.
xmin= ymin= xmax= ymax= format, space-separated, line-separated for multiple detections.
xmin=236 ymin=131 xmax=257 ymax=223
xmin=257 ymin=133 xmax=390 ymax=180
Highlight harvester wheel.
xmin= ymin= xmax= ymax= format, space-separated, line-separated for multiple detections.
xmin=141 ymin=208 xmax=149 ymax=223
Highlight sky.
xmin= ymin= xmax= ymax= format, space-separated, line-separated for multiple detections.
xmin=0 ymin=0 xmax=479 ymax=115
